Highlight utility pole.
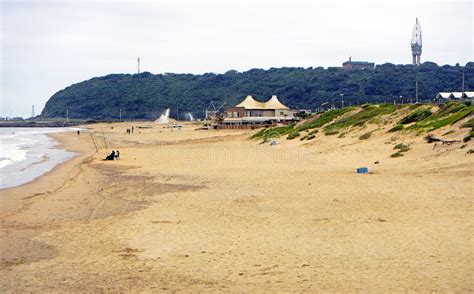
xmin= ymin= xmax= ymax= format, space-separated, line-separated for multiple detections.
xmin=415 ymin=77 xmax=419 ymax=104
xmin=137 ymin=57 xmax=141 ymax=74
xmin=66 ymin=109 xmax=69 ymax=123
xmin=340 ymin=93 xmax=345 ymax=108
xmin=462 ymin=69 xmax=465 ymax=95
xmin=119 ymin=109 xmax=122 ymax=121
xmin=31 ymin=105 xmax=35 ymax=118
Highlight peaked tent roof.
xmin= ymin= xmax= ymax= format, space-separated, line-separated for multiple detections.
xmin=236 ymin=95 xmax=265 ymax=109
xmin=235 ymin=95 xmax=290 ymax=110
xmin=265 ymin=95 xmax=289 ymax=109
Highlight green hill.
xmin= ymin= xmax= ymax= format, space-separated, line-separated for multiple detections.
xmin=41 ymin=62 xmax=474 ymax=120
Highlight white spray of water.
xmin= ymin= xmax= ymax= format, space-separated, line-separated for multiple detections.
xmin=155 ymin=108 xmax=170 ymax=124
xmin=186 ymin=112 xmax=195 ymax=121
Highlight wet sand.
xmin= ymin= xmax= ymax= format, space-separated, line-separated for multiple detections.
xmin=0 ymin=121 xmax=472 ymax=292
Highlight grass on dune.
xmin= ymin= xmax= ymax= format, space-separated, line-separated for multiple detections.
xmin=324 ymin=127 xmax=340 ymax=136
xmin=296 ymin=107 xmax=356 ymax=132
xmin=463 ymin=130 xmax=474 ymax=142
xmin=323 ymin=104 xmax=400 ymax=134
xmin=461 ymin=118 xmax=474 ymax=128
xmin=252 ymin=106 xmax=356 ymax=141
xmin=388 ymin=124 xmax=404 ymax=132
xmin=359 ymin=130 xmax=374 ymax=140
xmin=394 ymin=143 xmax=410 ymax=152
xmin=251 ymin=124 xmax=295 ymax=140
xmin=391 ymin=143 xmax=410 ymax=158
xmin=251 ymin=102 xmax=473 ymax=142
xmin=398 ymin=108 xmax=433 ymax=124
xmin=287 ymin=130 xmax=300 ymax=140
xmin=407 ymin=101 xmax=474 ymax=131
xmin=300 ymin=129 xmax=318 ymax=141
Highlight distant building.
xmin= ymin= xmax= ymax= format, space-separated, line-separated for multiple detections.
xmin=221 ymin=95 xmax=297 ymax=128
xmin=410 ymin=18 xmax=422 ymax=65
xmin=342 ymin=57 xmax=375 ymax=70
xmin=436 ymin=92 xmax=451 ymax=99
xmin=436 ymin=91 xmax=474 ymax=100
xmin=463 ymin=92 xmax=474 ymax=99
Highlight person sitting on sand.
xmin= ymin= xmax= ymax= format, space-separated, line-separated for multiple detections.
xmin=115 ymin=150 xmax=120 ymax=160
xmin=105 ymin=150 xmax=115 ymax=161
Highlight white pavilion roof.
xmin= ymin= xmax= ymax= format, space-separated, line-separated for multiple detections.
xmin=235 ymin=95 xmax=289 ymax=110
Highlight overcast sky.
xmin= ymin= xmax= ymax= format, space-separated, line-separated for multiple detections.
xmin=1 ymin=0 xmax=472 ymax=117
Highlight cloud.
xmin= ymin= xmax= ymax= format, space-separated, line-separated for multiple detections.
xmin=1 ymin=0 xmax=472 ymax=117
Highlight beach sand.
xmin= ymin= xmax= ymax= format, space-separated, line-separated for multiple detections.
xmin=0 ymin=121 xmax=472 ymax=292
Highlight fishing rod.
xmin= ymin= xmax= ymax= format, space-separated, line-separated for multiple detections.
xmin=88 ymin=130 xmax=99 ymax=154
xmin=101 ymin=128 xmax=108 ymax=153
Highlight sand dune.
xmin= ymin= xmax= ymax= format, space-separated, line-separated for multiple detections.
xmin=1 ymin=120 xmax=472 ymax=292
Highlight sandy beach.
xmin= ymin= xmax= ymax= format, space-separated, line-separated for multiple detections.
xmin=1 ymin=119 xmax=473 ymax=292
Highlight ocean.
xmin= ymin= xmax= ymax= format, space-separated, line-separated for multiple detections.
xmin=0 ymin=128 xmax=77 ymax=189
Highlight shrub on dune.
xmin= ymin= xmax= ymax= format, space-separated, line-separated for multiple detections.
xmin=287 ymin=131 xmax=300 ymax=140
xmin=388 ymin=124 xmax=404 ymax=132
xmin=399 ymin=108 xmax=432 ymax=124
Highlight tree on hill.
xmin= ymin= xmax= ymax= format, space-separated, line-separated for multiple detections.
xmin=41 ymin=62 xmax=474 ymax=120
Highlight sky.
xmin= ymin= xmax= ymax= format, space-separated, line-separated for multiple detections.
xmin=1 ymin=0 xmax=473 ymax=118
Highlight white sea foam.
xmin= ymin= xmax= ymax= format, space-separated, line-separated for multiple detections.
xmin=0 ymin=128 xmax=78 ymax=189
xmin=0 ymin=133 xmax=34 ymax=169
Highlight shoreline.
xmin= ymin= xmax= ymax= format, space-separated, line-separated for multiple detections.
xmin=0 ymin=128 xmax=98 ymax=272
xmin=0 ymin=129 xmax=95 ymax=216
xmin=0 ymin=129 xmax=77 ymax=190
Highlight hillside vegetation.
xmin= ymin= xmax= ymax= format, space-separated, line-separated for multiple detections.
xmin=41 ymin=62 xmax=474 ymax=120
xmin=252 ymin=101 xmax=474 ymax=142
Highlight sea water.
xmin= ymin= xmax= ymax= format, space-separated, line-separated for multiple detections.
xmin=0 ymin=128 xmax=77 ymax=189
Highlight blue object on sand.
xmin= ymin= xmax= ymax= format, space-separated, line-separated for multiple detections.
xmin=357 ymin=167 xmax=369 ymax=174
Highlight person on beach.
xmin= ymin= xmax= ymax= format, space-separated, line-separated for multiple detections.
xmin=105 ymin=150 xmax=116 ymax=160
xmin=77 ymin=130 xmax=80 ymax=135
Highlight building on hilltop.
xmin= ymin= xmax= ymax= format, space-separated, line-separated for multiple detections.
xmin=342 ymin=57 xmax=375 ymax=70
xmin=411 ymin=18 xmax=422 ymax=65
xmin=221 ymin=95 xmax=297 ymax=128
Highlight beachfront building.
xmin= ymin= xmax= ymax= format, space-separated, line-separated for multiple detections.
xmin=221 ymin=95 xmax=297 ymax=128
xmin=342 ymin=57 xmax=375 ymax=70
